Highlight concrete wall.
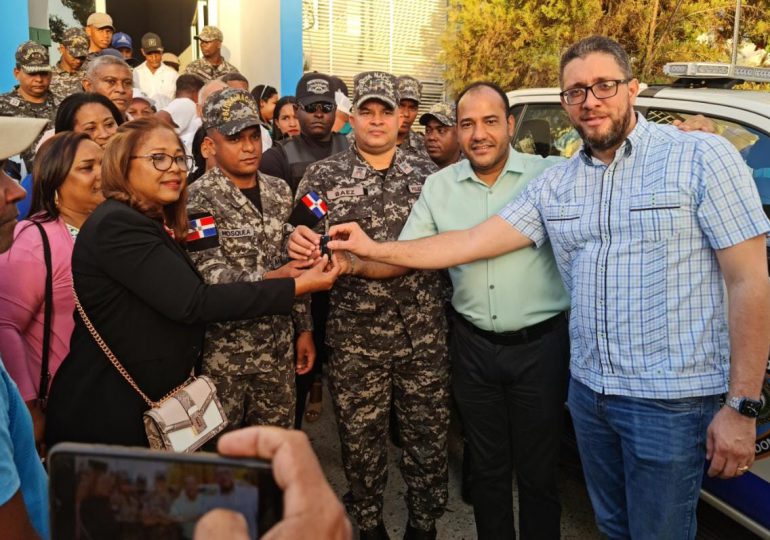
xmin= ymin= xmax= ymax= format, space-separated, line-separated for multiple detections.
xmin=217 ymin=0 xmax=282 ymax=92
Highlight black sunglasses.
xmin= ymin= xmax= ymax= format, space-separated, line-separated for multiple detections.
xmin=301 ymin=102 xmax=335 ymax=114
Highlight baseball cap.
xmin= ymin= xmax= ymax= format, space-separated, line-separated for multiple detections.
xmin=0 ymin=117 xmax=47 ymax=160
xmin=86 ymin=12 xmax=114 ymax=30
xmin=295 ymin=72 xmax=335 ymax=107
xmin=397 ymin=75 xmax=422 ymax=103
xmin=61 ymin=28 xmax=89 ymax=58
xmin=202 ymin=88 xmax=261 ymax=136
xmin=111 ymin=32 xmax=133 ymax=50
xmin=162 ymin=52 xmax=180 ymax=67
xmin=352 ymin=71 xmax=398 ymax=110
xmin=195 ymin=26 xmax=223 ymax=42
xmin=98 ymin=48 xmax=124 ymax=59
xmin=132 ymin=89 xmax=156 ymax=109
xmin=141 ymin=33 xmax=163 ymax=53
xmin=419 ymin=101 xmax=456 ymax=127
xmin=15 ymin=41 xmax=51 ymax=74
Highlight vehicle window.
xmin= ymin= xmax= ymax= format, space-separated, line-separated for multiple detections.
xmin=512 ymin=104 xmax=580 ymax=159
xmin=509 ymin=104 xmax=525 ymax=124
xmin=646 ymin=109 xmax=770 ymax=221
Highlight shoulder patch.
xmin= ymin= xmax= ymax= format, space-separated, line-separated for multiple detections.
xmin=185 ymin=212 xmax=219 ymax=251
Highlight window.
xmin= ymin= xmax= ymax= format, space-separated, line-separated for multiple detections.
xmin=512 ymin=104 xmax=579 ymax=158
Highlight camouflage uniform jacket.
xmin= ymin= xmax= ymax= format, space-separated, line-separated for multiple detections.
xmin=0 ymin=88 xmax=58 ymax=169
xmin=183 ymin=57 xmax=240 ymax=82
xmin=49 ymin=63 xmax=85 ymax=102
xmin=399 ymin=129 xmax=430 ymax=160
xmin=296 ymin=145 xmax=448 ymax=356
xmin=186 ymin=167 xmax=312 ymax=376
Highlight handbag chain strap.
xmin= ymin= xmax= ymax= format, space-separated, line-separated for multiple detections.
xmin=72 ymin=285 xmax=191 ymax=408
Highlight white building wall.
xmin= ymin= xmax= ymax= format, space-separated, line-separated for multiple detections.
xmin=217 ymin=0 xmax=282 ymax=92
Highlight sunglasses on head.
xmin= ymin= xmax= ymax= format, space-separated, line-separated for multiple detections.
xmin=301 ymin=102 xmax=335 ymax=114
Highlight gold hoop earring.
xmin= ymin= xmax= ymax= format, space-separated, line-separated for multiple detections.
xmin=54 ymin=191 xmax=60 ymax=208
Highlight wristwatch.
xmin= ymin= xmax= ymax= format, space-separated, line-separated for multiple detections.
xmin=726 ymin=396 xmax=762 ymax=418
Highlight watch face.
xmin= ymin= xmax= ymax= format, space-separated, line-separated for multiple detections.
xmin=740 ymin=399 xmax=762 ymax=418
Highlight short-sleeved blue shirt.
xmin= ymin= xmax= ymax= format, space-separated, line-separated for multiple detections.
xmin=0 ymin=356 xmax=49 ymax=538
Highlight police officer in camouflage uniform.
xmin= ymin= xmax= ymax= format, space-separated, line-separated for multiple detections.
xmin=419 ymin=101 xmax=461 ymax=169
xmin=0 ymin=41 xmax=58 ymax=170
xmin=396 ymin=75 xmax=429 ymax=160
xmin=184 ymin=26 xmax=240 ymax=82
xmin=186 ymin=88 xmax=315 ymax=430
xmin=50 ymin=28 xmax=89 ymax=102
xmin=291 ymin=71 xmax=449 ymax=540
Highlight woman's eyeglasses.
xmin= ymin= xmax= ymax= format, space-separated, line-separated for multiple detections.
xmin=130 ymin=153 xmax=195 ymax=172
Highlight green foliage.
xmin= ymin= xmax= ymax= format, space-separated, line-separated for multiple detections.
xmin=61 ymin=0 xmax=95 ymax=27
xmin=442 ymin=0 xmax=770 ymax=95
xmin=49 ymin=15 xmax=67 ymax=44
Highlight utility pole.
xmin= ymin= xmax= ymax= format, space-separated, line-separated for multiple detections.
xmin=730 ymin=0 xmax=741 ymax=66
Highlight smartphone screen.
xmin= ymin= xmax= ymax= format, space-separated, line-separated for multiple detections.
xmin=48 ymin=443 xmax=282 ymax=540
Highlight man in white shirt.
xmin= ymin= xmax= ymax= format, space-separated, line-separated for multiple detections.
xmin=132 ymin=32 xmax=177 ymax=109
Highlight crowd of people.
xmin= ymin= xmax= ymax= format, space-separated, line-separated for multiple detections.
xmin=0 ymin=9 xmax=768 ymax=540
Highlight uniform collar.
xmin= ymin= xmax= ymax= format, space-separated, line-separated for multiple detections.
xmin=205 ymin=166 xmax=259 ymax=211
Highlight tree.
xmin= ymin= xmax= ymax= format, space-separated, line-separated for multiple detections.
xmin=442 ymin=0 xmax=770 ymax=95
xmin=49 ymin=15 xmax=67 ymax=44
xmin=62 ymin=0 xmax=95 ymax=27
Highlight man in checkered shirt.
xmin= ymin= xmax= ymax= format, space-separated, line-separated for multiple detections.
xmin=329 ymin=36 xmax=770 ymax=540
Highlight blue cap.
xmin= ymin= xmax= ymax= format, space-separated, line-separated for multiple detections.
xmin=111 ymin=32 xmax=133 ymax=50
xmin=99 ymin=48 xmax=124 ymax=59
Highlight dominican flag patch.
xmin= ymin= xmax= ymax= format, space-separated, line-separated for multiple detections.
xmin=302 ymin=191 xmax=328 ymax=219
xmin=185 ymin=212 xmax=220 ymax=252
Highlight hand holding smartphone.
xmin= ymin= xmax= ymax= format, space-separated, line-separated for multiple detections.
xmin=48 ymin=443 xmax=281 ymax=540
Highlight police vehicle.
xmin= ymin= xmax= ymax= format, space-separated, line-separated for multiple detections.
xmin=507 ymin=62 xmax=770 ymax=537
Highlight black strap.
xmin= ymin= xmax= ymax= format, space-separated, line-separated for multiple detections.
xmin=32 ymin=222 xmax=52 ymax=407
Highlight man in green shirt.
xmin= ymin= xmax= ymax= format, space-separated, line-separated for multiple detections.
xmin=399 ymin=82 xmax=570 ymax=540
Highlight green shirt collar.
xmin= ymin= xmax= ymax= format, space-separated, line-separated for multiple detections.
xmin=455 ymin=148 xmax=530 ymax=184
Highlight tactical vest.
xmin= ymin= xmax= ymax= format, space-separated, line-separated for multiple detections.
xmin=282 ymin=133 xmax=350 ymax=194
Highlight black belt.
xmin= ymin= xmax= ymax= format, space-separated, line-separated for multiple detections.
xmin=453 ymin=311 xmax=566 ymax=346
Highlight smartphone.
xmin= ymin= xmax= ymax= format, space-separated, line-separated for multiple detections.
xmin=48 ymin=442 xmax=282 ymax=540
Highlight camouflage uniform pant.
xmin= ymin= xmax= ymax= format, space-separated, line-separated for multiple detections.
xmin=327 ymin=345 xmax=450 ymax=531
xmin=208 ymin=367 xmax=295 ymax=430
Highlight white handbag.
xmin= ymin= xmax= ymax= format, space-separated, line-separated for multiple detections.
xmin=73 ymin=287 xmax=228 ymax=452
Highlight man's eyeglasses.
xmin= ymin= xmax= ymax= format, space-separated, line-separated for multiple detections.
xmin=560 ymin=79 xmax=630 ymax=105
xmin=301 ymin=102 xmax=335 ymax=114
xmin=130 ymin=153 xmax=195 ymax=172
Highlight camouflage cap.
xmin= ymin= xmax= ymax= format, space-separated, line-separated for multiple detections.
xmin=352 ymin=71 xmax=398 ymax=110
xmin=202 ymin=88 xmax=261 ymax=136
xmin=61 ymin=27 xmax=89 ymax=58
xmin=15 ymin=41 xmax=51 ymax=74
xmin=396 ymin=75 xmax=422 ymax=103
xmin=419 ymin=101 xmax=456 ymax=127
xmin=195 ymin=26 xmax=223 ymax=42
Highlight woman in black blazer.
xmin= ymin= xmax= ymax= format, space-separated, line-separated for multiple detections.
xmin=46 ymin=117 xmax=337 ymax=448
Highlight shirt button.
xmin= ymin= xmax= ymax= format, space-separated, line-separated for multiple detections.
xmin=492 ymin=315 xmax=498 ymax=320
xmin=489 ymin=285 xmax=495 ymax=290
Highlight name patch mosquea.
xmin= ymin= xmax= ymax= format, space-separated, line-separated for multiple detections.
xmin=220 ymin=227 xmax=254 ymax=238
